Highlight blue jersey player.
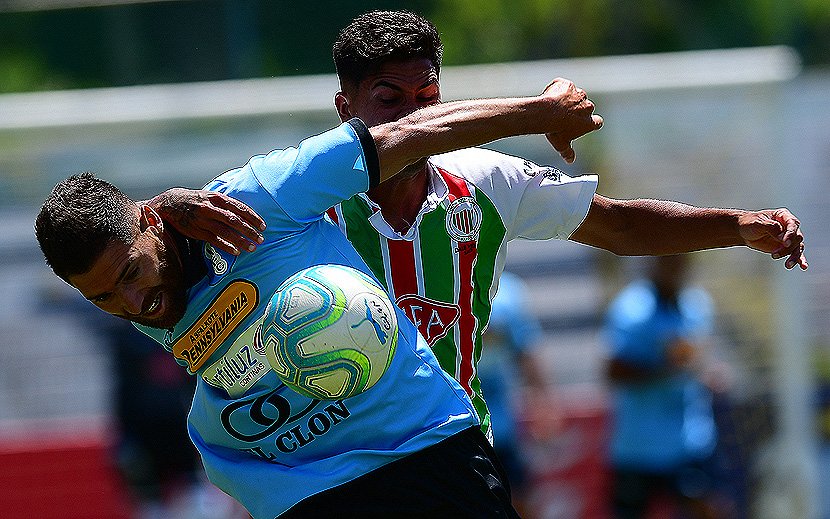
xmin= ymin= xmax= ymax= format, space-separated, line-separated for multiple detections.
xmin=35 ymin=84 xmax=603 ymax=518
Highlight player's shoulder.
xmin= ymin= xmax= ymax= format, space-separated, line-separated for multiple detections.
xmin=430 ymin=147 xmax=526 ymax=170
xmin=429 ymin=147 xmax=538 ymax=186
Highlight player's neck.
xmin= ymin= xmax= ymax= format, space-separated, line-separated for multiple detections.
xmin=367 ymin=164 xmax=429 ymax=234
xmin=162 ymin=229 xmax=185 ymax=271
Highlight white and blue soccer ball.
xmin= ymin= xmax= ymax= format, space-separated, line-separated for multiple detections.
xmin=261 ymin=264 xmax=398 ymax=400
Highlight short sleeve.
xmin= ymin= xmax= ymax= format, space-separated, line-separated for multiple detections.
xmin=222 ymin=121 xmax=377 ymax=225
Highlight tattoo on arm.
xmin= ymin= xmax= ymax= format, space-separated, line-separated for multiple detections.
xmin=157 ymin=192 xmax=198 ymax=229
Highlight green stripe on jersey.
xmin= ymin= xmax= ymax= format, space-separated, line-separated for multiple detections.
xmin=339 ymin=197 xmax=387 ymax=289
xmin=335 ymin=183 xmax=509 ymax=433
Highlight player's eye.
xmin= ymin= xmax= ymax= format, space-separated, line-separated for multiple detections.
xmin=418 ymin=85 xmax=440 ymax=104
xmin=91 ymin=293 xmax=111 ymax=304
xmin=123 ymin=266 xmax=139 ymax=282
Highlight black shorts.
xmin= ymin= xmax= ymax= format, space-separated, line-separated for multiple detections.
xmin=280 ymin=426 xmax=521 ymax=519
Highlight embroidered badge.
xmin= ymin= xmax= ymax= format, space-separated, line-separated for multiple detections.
xmin=395 ymin=294 xmax=461 ymax=346
xmin=445 ymin=196 xmax=482 ymax=242
xmin=204 ymin=242 xmax=235 ymax=285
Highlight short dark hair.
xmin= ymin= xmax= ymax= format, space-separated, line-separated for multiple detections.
xmin=333 ymin=10 xmax=443 ymax=90
xmin=35 ymin=172 xmax=138 ymax=281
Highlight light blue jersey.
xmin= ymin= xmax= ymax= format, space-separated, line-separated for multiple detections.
xmin=605 ymin=280 xmax=717 ymax=473
xmin=139 ymin=120 xmax=478 ymax=518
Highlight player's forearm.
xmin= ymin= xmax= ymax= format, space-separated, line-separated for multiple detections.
xmin=141 ymin=190 xmax=182 ymax=221
xmin=623 ymin=200 xmax=746 ymax=255
xmin=573 ymin=196 xmax=746 ymax=256
xmin=371 ymin=96 xmax=548 ymax=182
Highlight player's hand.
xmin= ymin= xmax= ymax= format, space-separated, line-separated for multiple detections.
xmin=667 ymin=338 xmax=700 ymax=369
xmin=540 ymin=78 xmax=604 ymax=164
xmin=738 ymin=208 xmax=807 ymax=270
xmin=145 ymin=188 xmax=265 ymax=255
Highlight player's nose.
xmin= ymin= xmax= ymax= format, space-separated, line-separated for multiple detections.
xmin=121 ymin=287 xmax=145 ymax=316
xmin=400 ymin=97 xmax=426 ymax=118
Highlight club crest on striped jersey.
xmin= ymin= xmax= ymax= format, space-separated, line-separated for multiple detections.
xmin=445 ymin=196 xmax=482 ymax=242
xmin=395 ymin=294 xmax=461 ymax=346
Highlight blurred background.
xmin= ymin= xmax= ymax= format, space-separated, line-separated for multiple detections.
xmin=0 ymin=1 xmax=827 ymax=518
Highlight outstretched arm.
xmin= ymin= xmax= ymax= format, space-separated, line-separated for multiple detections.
xmin=570 ymin=194 xmax=807 ymax=270
xmin=370 ymin=78 xmax=603 ymax=181
xmin=146 ymin=78 xmax=599 ymax=251
xmin=143 ymin=189 xmax=265 ymax=256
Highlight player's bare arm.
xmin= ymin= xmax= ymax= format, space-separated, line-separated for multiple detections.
xmin=144 ymin=188 xmax=265 ymax=256
xmin=569 ymin=195 xmax=807 ymax=269
xmin=371 ymin=78 xmax=603 ymax=180
xmin=143 ymin=79 xmax=599 ymax=252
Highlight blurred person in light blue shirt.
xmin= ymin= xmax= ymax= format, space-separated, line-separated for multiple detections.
xmin=479 ymin=271 xmax=558 ymax=516
xmin=605 ymin=254 xmax=728 ymax=519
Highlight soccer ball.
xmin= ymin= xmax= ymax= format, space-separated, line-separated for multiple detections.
xmin=261 ymin=264 xmax=398 ymax=400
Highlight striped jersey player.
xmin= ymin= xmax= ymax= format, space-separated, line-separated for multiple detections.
xmin=328 ymin=146 xmax=598 ymax=436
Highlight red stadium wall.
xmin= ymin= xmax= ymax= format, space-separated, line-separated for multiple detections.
xmin=0 ymin=430 xmax=131 ymax=519
xmin=520 ymin=401 xmax=611 ymax=519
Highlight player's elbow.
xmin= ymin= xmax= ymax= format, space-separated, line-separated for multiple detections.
xmin=570 ymin=196 xmax=638 ymax=256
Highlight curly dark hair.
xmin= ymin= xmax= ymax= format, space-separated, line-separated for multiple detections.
xmin=333 ymin=10 xmax=443 ymax=90
xmin=35 ymin=172 xmax=138 ymax=281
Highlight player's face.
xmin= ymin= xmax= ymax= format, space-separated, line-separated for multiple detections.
xmin=68 ymin=223 xmax=188 ymax=330
xmin=338 ymin=58 xmax=441 ymax=127
xmin=338 ymin=58 xmax=440 ymax=177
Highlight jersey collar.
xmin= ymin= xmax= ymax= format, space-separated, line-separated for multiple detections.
xmin=361 ymin=162 xmax=449 ymax=241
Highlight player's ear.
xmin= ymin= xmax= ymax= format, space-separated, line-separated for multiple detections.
xmin=334 ymin=92 xmax=352 ymax=123
xmin=139 ymin=204 xmax=164 ymax=235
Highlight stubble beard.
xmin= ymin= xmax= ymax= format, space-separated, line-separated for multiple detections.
xmin=133 ymin=246 xmax=188 ymax=330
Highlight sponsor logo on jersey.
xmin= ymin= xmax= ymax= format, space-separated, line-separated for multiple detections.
xmin=542 ymin=167 xmax=563 ymax=181
xmin=253 ymin=301 xmax=270 ymax=356
xmin=203 ymin=314 xmax=270 ymax=397
xmin=163 ymin=328 xmax=175 ymax=347
xmin=526 ymin=163 xmax=563 ymax=182
xmin=445 ymin=196 xmax=482 ymax=242
xmin=220 ymin=388 xmax=352 ymax=456
xmin=395 ymin=294 xmax=460 ymax=346
xmin=171 ymin=280 xmax=259 ymax=372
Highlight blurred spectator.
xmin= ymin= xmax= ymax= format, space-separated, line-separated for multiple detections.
xmin=604 ymin=255 xmax=733 ymax=519
xmin=479 ymin=271 xmax=561 ymax=517
xmin=105 ymin=319 xmax=247 ymax=519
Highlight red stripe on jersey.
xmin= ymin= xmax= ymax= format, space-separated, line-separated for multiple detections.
xmin=325 ymin=207 xmax=339 ymax=224
xmin=364 ymin=203 xmax=418 ymax=301
xmin=437 ymin=168 xmax=478 ymax=396
xmin=387 ymin=239 xmax=418 ymax=300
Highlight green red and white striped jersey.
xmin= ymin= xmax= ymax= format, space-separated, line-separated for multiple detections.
xmin=327 ymin=147 xmax=597 ymax=434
